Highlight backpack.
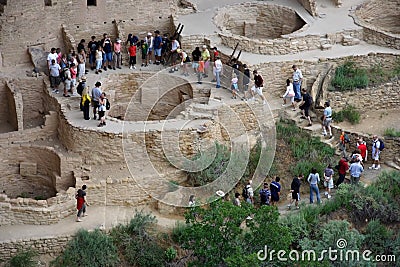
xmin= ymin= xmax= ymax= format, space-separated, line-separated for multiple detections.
xmin=106 ymin=99 xmax=111 ymax=110
xmin=375 ymin=139 xmax=385 ymax=151
xmin=344 ymin=134 xmax=351 ymax=143
xmin=260 ymin=189 xmax=270 ymax=205
xmin=242 ymin=187 xmax=249 ymax=199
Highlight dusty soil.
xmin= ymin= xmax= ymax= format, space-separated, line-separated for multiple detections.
xmin=335 ymin=108 xmax=400 ymax=136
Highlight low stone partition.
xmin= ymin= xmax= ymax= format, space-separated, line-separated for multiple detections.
xmin=326 ymin=80 xmax=400 ymax=111
xmin=297 ymin=0 xmax=317 ymax=16
xmin=0 ymin=235 xmax=74 ymax=261
xmin=0 ymin=187 xmax=76 ymax=225
xmin=351 ymin=0 xmax=400 ymax=50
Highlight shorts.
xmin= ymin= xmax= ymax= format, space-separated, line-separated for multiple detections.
xmin=243 ymin=83 xmax=249 ymax=91
xmin=324 ymin=179 xmax=334 ymax=189
xmin=147 ymin=47 xmax=153 ymax=53
xmin=98 ymin=110 xmax=105 ymax=118
xmin=92 ymin=100 xmax=100 ymax=108
xmin=71 ymin=78 xmax=76 ymax=88
xmin=50 ymin=75 xmax=61 ymax=87
xmin=198 ymin=61 xmax=205 ymax=72
xmin=231 ymin=84 xmax=239 ymax=92
xmin=64 ymin=79 xmax=71 ymax=90
xmin=192 ymin=62 xmax=199 ymax=69
xmin=299 ymin=104 xmax=310 ymax=117
xmin=271 ymin=195 xmax=279 ymax=202
xmin=323 ymin=117 xmax=332 ymax=127
xmin=284 ymin=95 xmax=295 ymax=103
xmin=103 ymin=52 xmax=112 ymax=63
xmin=372 ymin=151 xmax=380 ymax=161
xmin=154 ymin=48 xmax=162 ymax=56
xmin=251 ymin=85 xmax=263 ymax=96
xmin=291 ymin=192 xmax=300 ymax=201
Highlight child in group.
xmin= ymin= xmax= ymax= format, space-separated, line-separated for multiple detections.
xmin=95 ymin=46 xmax=103 ymax=74
xmin=140 ymin=39 xmax=148 ymax=67
xmin=282 ymin=79 xmax=296 ymax=110
xmin=128 ymin=43 xmax=137 ymax=70
xmin=231 ymin=73 xmax=239 ymax=99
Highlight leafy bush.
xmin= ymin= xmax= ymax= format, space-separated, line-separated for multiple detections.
xmin=165 ymin=247 xmax=177 ymax=262
xmin=179 ymin=201 xmax=292 ymax=267
xmin=51 ymin=229 xmax=119 ymax=267
xmin=277 ymin=120 xmax=335 ymax=176
xmin=384 ymin=127 xmax=400 ymax=137
xmin=363 ymin=220 xmax=394 ymax=256
xmin=332 ymin=105 xmax=360 ymax=124
xmin=331 ymin=61 xmax=368 ymax=91
xmin=110 ymin=211 xmax=166 ymax=267
xmin=7 ymin=249 xmax=38 ymax=267
xmin=186 ymin=140 xmax=262 ymax=187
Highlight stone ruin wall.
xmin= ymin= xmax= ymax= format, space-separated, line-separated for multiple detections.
xmin=214 ymin=3 xmax=305 ymax=40
xmin=296 ymin=0 xmax=317 ymax=16
xmin=0 ymin=235 xmax=74 ymax=261
xmin=352 ymin=0 xmax=400 ymax=50
xmin=0 ymin=0 xmax=177 ymax=68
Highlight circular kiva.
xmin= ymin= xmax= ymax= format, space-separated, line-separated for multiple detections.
xmin=122 ymin=66 xmax=276 ymax=207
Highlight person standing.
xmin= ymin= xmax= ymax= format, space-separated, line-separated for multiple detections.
xmin=292 ymin=65 xmax=303 ymax=101
xmin=145 ymin=32 xmax=154 ymax=64
xmin=169 ymin=37 xmax=180 ymax=69
xmin=200 ymin=45 xmax=210 ymax=78
xmin=214 ymin=56 xmax=223 ymax=88
xmin=63 ymin=65 xmax=71 ymax=97
xmin=242 ymin=64 xmax=251 ymax=101
xmin=77 ymin=48 xmax=86 ymax=80
xmin=307 ymin=168 xmax=321 ymax=204
xmin=259 ymin=183 xmax=271 ymax=206
xmin=357 ymin=137 xmax=368 ymax=162
xmin=349 ymin=158 xmax=364 ymax=185
xmin=188 ymin=195 xmax=195 ymax=207
xmin=299 ymin=88 xmax=313 ymax=126
xmin=192 ymin=47 xmax=202 ymax=84
xmin=128 ymin=43 xmax=137 ymax=70
xmin=369 ymin=135 xmax=382 ymax=170
xmin=153 ymin=30 xmax=163 ymax=65
xmin=270 ymin=177 xmax=281 ymax=206
xmin=243 ymin=180 xmax=254 ymax=205
xmin=323 ymin=164 xmax=334 ymax=199
xmin=101 ymin=33 xmax=113 ymax=70
xmin=91 ymin=82 xmax=102 ymax=120
xmin=49 ymin=59 xmax=61 ymax=94
xmin=81 ymin=86 xmax=91 ymax=120
xmin=95 ymin=46 xmax=104 ymax=74
xmin=141 ymin=39 xmax=149 ymax=67
xmin=322 ymin=101 xmax=333 ymax=139
xmin=70 ymin=63 xmax=77 ymax=96
xmin=88 ymin=35 xmax=98 ymax=71
xmin=233 ymin=192 xmax=241 ymax=207
xmin=288 ymin=174 xmax=302 ymax=210
xmin=113 ymin=38 xmax=122 ymax=69
xmin=282 ymin=79 xmax=296 ymax=110
xmin=47 ymin=48 xmax=58 ymax=70
xmin=97 ymin=92 xmax=107 ymax=127
xmin=335 ymin=156 xmax=349 ymax=187
xmin=250 ymin=70 xmax=267 ymax=105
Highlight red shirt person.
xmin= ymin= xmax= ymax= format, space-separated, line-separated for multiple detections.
xmin=357 ymin=137 xmax=368 ymax=162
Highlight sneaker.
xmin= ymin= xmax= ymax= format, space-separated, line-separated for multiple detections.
xmin=103 ymin=67 xmax=107 ymax=71
xmin=292 ymin=108 xmax=297 ymax=111
xmin=307 ymin=123 xmax=312 ymax=126
xmin=216 ymin=85 xmax=221 ymax=88
xmin=329 ymin=135 xmax=333 ymax=139
xmin=169 ymin=69 xmax=175 ymax=73
xmin=108 ymin=65 xmax=112 ymax=69
xmin=197 ymin=81 xmax=202 ymax=84
xmin=117 ymin=66 xmax=122 ymax=69
xmin=95 ymin=71 xmax=99 ymax=74
xmin=141 ymin=63 xmax=144 ymax=67
xmin=83 ymin=213 xmax=88 ymax=217
xmin=327 ymin=194 xmax=332 ymax=199
xmin=129 ymin=66 xmax=133 ymax=70
xmin=287 ymin=204 xmax=291 ymax=210
xmin=324 ymin=191 xmax=328 ymax=196
xmin=98 ymin=69 xmax=102 ymax=73
xmin=296 ymin=206 xmax=300 ymax=210
xmin=93 ymin=115 xmax=97 ymax=120
xmin=113 ymin=67 xmax=116 ymax=70
xmin=72 ymin=93 xmax=79 ymax=96
xmin=133 ymin=66 xmax=136 ymax=69
xmin=282 ymin=104 xmax=286 ymax=107
xmin=374 ymin=165 xmax=381 ymax=170
xmin=103 ymin=121 xmax=106 ymax=126
xmin=98 ymin=123 xmax=103 ymax=127
xmin=76 ymin=218 xmax=82 ymax=222
xmin=63 ymin=94 xmax=70 ymax=97
xmin=51 ymin=89 xmax=57 ymax=93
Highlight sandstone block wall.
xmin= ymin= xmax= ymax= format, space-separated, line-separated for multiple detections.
xmin=214 ymin=3 xmax=305 ymax=39
xmin=352 ymin=0 xmax=400 ymax=50
xmin=0 ymin=0 xmax=176 ymax=67
xmin=0 ymin=235 xmax=74 ymax=260
xmin=0 ymin=81 xmax=18 ymax=132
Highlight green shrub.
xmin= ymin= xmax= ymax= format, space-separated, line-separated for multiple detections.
xmin=171 ymin=221 xmax=188 ymax=244
xmin=332 ymin=105 xmax=360 ymax=124
xmin=331 ymin=61 xmax=368 ymax=91
xmin=51 ymin=229 xmax=119 ymax=267
xmin=7 ymin=249 xmax=38 ymax=267
xmin=165 ymin=247 xmax=177 ymax=262
xmin=110 ymin=211 xmax=166 ymax=267
xmin=384 ymin=127 xmax=400 ymax=137
xmin=363 ymin=220 xmax=394 ymax=256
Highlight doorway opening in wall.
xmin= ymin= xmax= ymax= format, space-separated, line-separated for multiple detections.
xmin=87 ymin=0 xmax=97 ymax=6
xmin=44 ymin=0 xmax=52 ymax=6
